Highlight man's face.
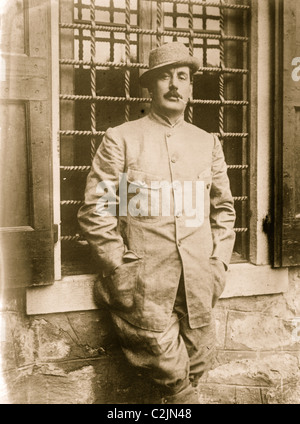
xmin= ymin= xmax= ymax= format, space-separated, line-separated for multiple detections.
xmin=150 ymin=66 xmax=192 ymax=120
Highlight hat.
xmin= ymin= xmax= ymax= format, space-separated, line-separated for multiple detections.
xmin=140 ymin=42 xmax=200 ymax=88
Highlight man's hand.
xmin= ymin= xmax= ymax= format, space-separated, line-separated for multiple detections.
xmin=210 ymin=257 xmax=226 ymax=307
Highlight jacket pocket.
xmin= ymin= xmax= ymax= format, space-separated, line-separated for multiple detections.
xmin=102 ymin=259 xmax=141 ymax=312
xmin=209 ymin=257 xmax=226 ymax=307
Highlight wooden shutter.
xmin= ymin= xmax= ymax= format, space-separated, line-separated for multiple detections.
xmin=274 ymin=0 xmax=300 ymax=267
xmin=0 ymin=0 xmax=54 ymax=287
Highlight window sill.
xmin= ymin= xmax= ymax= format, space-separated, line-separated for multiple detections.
xmin=26 ymin=264 xmax=289 ymax=315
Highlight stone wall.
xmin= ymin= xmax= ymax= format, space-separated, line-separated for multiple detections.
xmin=198 ymin=267 xmax=300 ymax=404
xmin=0 ymin=290 xmax=160 ymax=404
xmin=1 ymin=267 xmax=300 ymax=404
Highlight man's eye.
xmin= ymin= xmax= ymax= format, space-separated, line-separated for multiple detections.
xmin=160 ymin=74 xmax=170 ymax=80
xmin=179 ymin=74 xmax=188 ymax=80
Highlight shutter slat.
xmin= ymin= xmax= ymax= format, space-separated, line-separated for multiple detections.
xmin=0 ymin=0 xmax=54 ymax=287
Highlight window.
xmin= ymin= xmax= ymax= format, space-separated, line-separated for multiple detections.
xmin=58 ymin=0 xmax=250 ymax=276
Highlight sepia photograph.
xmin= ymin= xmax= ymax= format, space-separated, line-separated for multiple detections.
xmin=0 ymin=0 xmax=300 ymax=406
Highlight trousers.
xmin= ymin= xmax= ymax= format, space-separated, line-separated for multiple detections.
xmin=109 ymin=275 xmax=216 ymax=395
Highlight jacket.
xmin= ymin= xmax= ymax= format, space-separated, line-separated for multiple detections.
xmin=78 ymin=110 xmax=236 ymax=331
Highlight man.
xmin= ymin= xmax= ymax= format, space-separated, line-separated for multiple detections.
xmin=78 ymin=42 xmax=236 ymax=404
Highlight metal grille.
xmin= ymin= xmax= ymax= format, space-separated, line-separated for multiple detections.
xmin=59 ymin=0 xmax=250 ymax=275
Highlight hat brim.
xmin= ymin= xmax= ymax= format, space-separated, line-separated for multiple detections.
xmin=140 ymin=57 xmax=200 ymax=88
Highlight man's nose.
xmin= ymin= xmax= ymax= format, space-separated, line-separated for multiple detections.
xmin=169 ymin=76 xmax=178 ymax=89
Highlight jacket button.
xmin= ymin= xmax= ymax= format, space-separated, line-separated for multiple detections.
xmin=171 ymin=157 xmax=176 ymax=163
xmin=166 ymin=132 xmax=171 ymax=137
xmin=177 ymin=240 xmax=181 ymax=247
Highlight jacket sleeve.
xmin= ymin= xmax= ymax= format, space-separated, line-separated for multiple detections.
xmin=210 ymin=135 xmax=236 ymax=269
xmin=77 ymin=127 xmax=127 ymax=277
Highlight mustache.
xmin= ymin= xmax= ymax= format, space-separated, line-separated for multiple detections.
xmin=164 ymin=90 xmax=183 ymax=100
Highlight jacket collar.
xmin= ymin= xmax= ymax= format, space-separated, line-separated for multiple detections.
xmin=149 ymin=109 xmax=185 ymax=128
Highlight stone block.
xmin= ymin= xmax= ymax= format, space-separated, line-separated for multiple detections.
xmin=214 ymin=308 xmax=227 ymax=349
xmin=66 ymin=309 xmax=118 ymax=349
xmin=27 ymin=364 xmax=97 ymax=404
xmin=283 ymin=269 xmax=300 ymax=317
xmin=31 ymin=311 xmax=119 ymax=361
xmin=262 ymin=381 xmax=300 ymax=404
xmin=197 ymin=383 xmax=236 ymax=404
xmin=0 ymin=313 xmax=17 ymax=371
xmin=32 ymin=314 xmax=90 ymax=360
xmin=32 ymin=318 xmax=73 ymax=362
xmin=200 ymin=353 xmax=299 ymax=388
xmin=215 ymin=350 xmax=258 ymax=366
xmin=235 ymin=387 xmax=262 ymax=404
xmin=0 ymin=354 xmax=166 ymax=404
xmin=0 ymin=367 xmax=33 ymax=404
xmin=225 ymin=311 xmax=297 ymax=351
xmin=197 ymin=353 xmax=300 ymax=404
xmin=0 ymin=341 xmax=17 ymax=371
xmin=5 ymin=313 xmax=35 ymax=367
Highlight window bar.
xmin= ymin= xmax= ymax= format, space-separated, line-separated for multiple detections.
xmin=187 ymin=0 xmax=194 ymax=124
xmin=172 ymin=1 xmax=178 ymax=41
xmin=109 ymin=0 xmax=114 ymax=62
xmin=227 ymin=165 xmax=248 ymax=169
xmin=73 ymin=0 xmax=250 ymax=12
xmin=60 ymin=228 xmax=248 ymax=241
xmin=60 ymin=22 xmax=248 ymax=43
xmin=61 ymin=235 xmax=85 ymax=241
xmin=157 ymin=0 xmax=162 ymax=47
xmin=202 ymin=1 xmax=208 ymax=67
xmin=160 ymin=0 xmax=250 ymax=11
xmin=58 ymin=129 xmax=248 ymax=137
xmin=61 ymin=200 xmax=84 ymax=205
xmin=59 ymin=130 xmax=106 ymax=136
xmin=77 ymin=0 xmax=83 ymax=66
xmin=61 ymin=229 xmax=247 ymax=240
xmin=90 ymin=0 xmax=97 ymax=160
xmin=60 ymin=196 xmax=247 ymax=206
xmin=61 ymin=165 xmax=91 ymax=171
xmin=125 ymin=0 xmax=131 ymax=122
xmin=59 ymin=93 xmax=248 ymax=106
xmin=59 ymin=163 xmax=248 ymax=173
xmin=212 ymin=132 xmax=248 ymax=138
xmin=219 ymin=0 xmax=225 ymax=144
xmin=59 ymin=58 xmax=248 ymax=75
